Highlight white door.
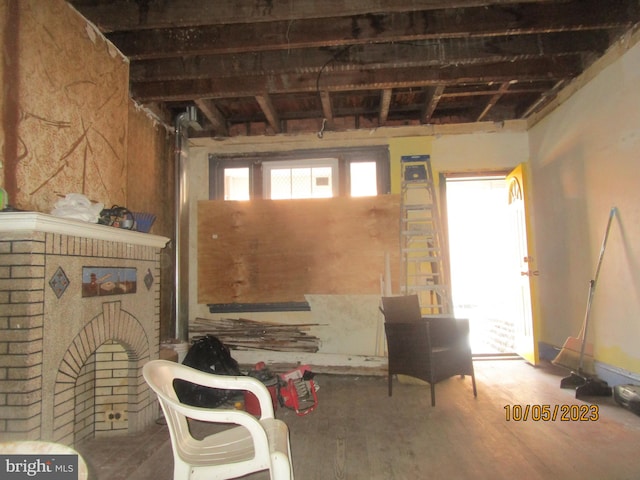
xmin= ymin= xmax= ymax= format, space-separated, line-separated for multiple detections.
xmin=506 ymin=164 xmax=540 ymax=365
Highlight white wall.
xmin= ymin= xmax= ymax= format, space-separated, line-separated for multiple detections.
xmin=528 ymin=33 xmax=640 ymax=375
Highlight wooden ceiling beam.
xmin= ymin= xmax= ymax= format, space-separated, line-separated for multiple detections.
xmin=129 ymin=31 xmax=610 ymax=83
xmin=379 ymin=89 xmax=393 ymax=126
xmin=131 ymin=56 xmax=582 ymax=103
xmin=107 ymin=0 xmax=635 ymax=60
xmin=319 ymin=91 xmax=334 ymax=128
xmin=194 ymin=99 xmax=228 ymax=137
xmin=69 ymin=0 xmax=554 ymax=32
xmin=476 ymin=81 xmax=512 ymax=121
xmin=520 ymin=79 xmax=568 ymax=118
xmin=422 ymin=85 xmax=445 ymax=123
xmin=255 ymin=94 xmax=282 ymax=133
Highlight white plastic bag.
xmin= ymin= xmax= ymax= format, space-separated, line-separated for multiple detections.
xmin=51 ymin=193 xmax=104 ymax=223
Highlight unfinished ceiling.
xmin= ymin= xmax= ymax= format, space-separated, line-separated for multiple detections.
xmin=69 ymin=0 xmax=640 ymax=138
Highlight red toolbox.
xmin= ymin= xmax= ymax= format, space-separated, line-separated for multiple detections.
xmin=279 ymin=365 xmax=318 ymax=416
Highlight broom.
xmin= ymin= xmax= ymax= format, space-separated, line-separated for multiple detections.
xmin=551 ymin=285 xmax=596 ymax=375
xmin=552 ymin=207 xmax=616 ymax=386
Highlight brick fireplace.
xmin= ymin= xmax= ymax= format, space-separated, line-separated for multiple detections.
xmin=0 ymin=212 xmax=169 ymax=446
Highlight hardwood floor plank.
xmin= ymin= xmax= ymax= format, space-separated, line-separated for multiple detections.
xmin=77 ymin=360 xmax=640 ymax=480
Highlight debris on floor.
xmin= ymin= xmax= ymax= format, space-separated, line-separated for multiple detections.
xmin=191 ymin=316 xmax=321 ymax=352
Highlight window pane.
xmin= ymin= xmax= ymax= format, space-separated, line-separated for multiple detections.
xmin=271 ymin=169 xmax=293 ymax=199
xmin=224 ymin=167 xmax=250 ymax=200
xmin=270 ymin=165 xmax=335 ymax=199
xmin=291 ymin=167 xmax=311 ymax=198
xmin=350 ymin=162 xmax=377 ymax=197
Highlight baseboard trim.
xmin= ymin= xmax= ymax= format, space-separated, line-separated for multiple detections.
xmin=538 ymin=341 xmax=640 ymax=386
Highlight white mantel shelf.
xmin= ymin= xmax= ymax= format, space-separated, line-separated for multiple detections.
xmin=0 ymin=212 xmax=170 ymax=249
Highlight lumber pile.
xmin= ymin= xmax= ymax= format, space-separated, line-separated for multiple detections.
xmin=191 ymin=317 xmax=321 ymax=353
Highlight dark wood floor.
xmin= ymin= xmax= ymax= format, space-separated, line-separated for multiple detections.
xmin=76 ymin=359 xmax=640 ymax=480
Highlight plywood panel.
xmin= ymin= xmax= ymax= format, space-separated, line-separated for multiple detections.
xmin=198 ymin=196 xmax=401 ymax=304
xmin=11 ymin=0 xmax=129 ymax=212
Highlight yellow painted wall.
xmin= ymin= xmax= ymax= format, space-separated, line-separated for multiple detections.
xmin=388 ymin=137 xmax=434 ymax=194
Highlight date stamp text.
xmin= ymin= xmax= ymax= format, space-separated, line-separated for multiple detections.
xmin=504 ymin=404 xmax=599 ymax=422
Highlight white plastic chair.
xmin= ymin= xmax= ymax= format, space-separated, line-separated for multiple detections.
xmin=143 ymin=359 xmax=293 ymax=480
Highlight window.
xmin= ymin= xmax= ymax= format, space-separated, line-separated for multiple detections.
xmin=224 ymin=167 xmax=250 ymax=200
xmin=265 ymin=159 xmax=339 ymax=199
xmin=209 ymin=147 xmax=389 ymax=200
xmin=350 ymin=161 xmax=377 ymax=197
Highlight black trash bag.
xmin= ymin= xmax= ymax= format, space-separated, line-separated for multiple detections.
xmin=173 ymin=335 xmax=242 ymax=408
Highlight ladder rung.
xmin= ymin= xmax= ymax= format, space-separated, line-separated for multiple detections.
xmin=402 ymin=182 xmax=434 ymax=188
xmin=403 ymin=203 xmax=435 ymax=210
xmin=403 ymin=216 xmax=437 ymax=220
xmin=402 ymin=248 xmax=441 ymax=263
xmin=403 ymin=229 xmax=438 ymax=235
xmin=403 ymin=273 xmax=447 ymax=282
xmin=406 ymin=275 xmax=444 ymax=281
xmin=402 ymin=217 xmax=437 ymax=222
xmin=403 ymin=243 xmax=440 ymax=248
xmin=402 ymin=221 xmax=437 ymax=227
xmin=406 ymin=282 xmax=446 ymax=288
xmin=404 ymin=269 xmax=444 ymax=274
xmin=402 ymin=229 xmax=437 ymax=235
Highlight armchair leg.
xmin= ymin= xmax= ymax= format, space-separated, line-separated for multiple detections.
xmin=430 ymin=384 xmax=436 ymax=407
xmin=471 ymin=372 xmax=477 ymax=397
xmin=388 ymin=373 xmax=392 ymax=397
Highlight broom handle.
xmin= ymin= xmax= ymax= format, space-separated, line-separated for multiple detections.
xmin=578 ymin=207 xmax=616 ymax=371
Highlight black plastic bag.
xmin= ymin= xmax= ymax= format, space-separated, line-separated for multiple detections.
xmin=173 ymin=335 xmax=242 ymax=408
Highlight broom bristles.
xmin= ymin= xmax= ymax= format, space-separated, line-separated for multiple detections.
xmin=552 ymin=336 xmax=595 ymax=375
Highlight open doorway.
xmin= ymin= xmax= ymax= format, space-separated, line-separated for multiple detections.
xmin=444 ymin=175 xmax=517 ymax=356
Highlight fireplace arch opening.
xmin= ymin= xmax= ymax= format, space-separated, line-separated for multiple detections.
xmin=52 ymin=301 xmax=153 ymax=445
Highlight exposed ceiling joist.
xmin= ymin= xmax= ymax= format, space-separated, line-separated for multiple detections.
xmin=422 ymin=85 xmax=445 ymax=123
xmin=319 ymin=91 xmax=334 ymax=128
xmin=477 ymin=81 xmax=512 ymax=121
xmin=194 ymin=98 xmax=228 ymax=137
xmin=255 ymin=94 xmax=282 ymax=133
xmin=379 ymin=89 xmax=393 ymax=125
xmin=109 ymin=2 xmax=632 ymax=60
xmin=69 ymin=0 xmax=640 ymax=138
xmin=72 ymin=0 xmax=558 ymax=31
xmin=132 ymin=56 xmax=582 ymax=102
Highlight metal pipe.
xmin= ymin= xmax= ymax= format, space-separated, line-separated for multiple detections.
xmin=174 ymin=112 xmax=189 ymax=341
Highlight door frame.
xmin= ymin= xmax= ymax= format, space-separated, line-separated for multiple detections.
xmin=439 ymin=168 xmax=540 ymax=363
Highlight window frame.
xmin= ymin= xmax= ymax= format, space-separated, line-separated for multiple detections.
xmin=264 ymin=157 xmax=340 ymax=199
xmin=208 ymin=146 xmax=390 ymax=200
